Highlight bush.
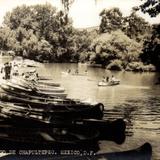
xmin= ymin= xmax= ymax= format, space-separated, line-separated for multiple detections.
xmin=126 ymin=62 xmax=144 ymax=71
xmin=126 ymin=62 xmax=156 ymax=72
xmin=107 ymin=60 xmax=123 ymax=71
xmin=142 ymin=64 xmax=156 ymax=72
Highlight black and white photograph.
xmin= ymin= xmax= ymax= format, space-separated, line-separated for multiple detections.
xmin=0 ymin=0 xmax=159 ymax=159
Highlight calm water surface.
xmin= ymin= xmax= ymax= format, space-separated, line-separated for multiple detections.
xmin=38 ymin=63 xmax=160 ymax=159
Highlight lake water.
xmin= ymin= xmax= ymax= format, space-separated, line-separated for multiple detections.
xmin=37 ymin=63 xmax=160 ymax=159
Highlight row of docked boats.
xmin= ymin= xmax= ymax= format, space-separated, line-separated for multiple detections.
xmin=0 ymin=72 xmax=126 ymax=151
xmin=0 ymin=59 xmax=152 ymax=159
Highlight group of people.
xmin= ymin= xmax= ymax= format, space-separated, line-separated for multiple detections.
xmin=0 ymin=62 xmax=19 ymax=80
xmin=102 ymin=75 xmax=116 ymax=83
xmin=66 ymin=68 xmax=88 ymax=75
xmin=22 ymin=69 xmax=39 ymax=83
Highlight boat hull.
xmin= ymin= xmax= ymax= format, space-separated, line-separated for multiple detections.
xmin=0 ymin=120 xmax=99 ymax=150
xmin=0 ymin=97 xmax=104 ymax=120
xmin=98 ymin=80 xmax=120 ymax=86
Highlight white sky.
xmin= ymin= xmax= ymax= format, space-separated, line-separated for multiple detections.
xmin=0 ymin=0 xmax=159 ymax=28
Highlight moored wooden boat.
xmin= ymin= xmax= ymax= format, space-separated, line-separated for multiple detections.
xmin=0 ymin=104 xmax=126 ymax=144
xmin=36 ymin=90 xmax=67 ymax=98
xmin=38 ymin=80 xmax=60 ymax=87
xmin=0 ymin=120 xmax=99 ymax=150
xmin=0 ymin=117 xmax=125 ymax=145
xmin=0 ymin=96 xmax=104 ymax=120
xmin=34 ymin=86 xmax=65 ymax=93
xmin=11 ymin=75 xmax=60 ymax=87
xmin=0 ymin=81 xmax=67 ymax=98
xmin=0 ymin=86 xmax=64 ymax=101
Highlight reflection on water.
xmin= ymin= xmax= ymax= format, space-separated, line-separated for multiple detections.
xmin=40 ymin=63 xmax=160 ymax=159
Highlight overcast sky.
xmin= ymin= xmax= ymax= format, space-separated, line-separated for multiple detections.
xmin=0 ymin=0 xmax=159 ymax=28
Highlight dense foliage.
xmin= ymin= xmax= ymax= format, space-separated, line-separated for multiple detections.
xmin=1 ymin=4 xmax=80 ymax=62
xmin=0 ymin=3 xmax=159 ymax=71
xmin=140 ymin=0 xmax=160 ymax=17
xmin=91 ymin=7 xmax=155 ymax=71
xmin=138 ymin=0 xmax=160 ymax=71
xmin=141 ymin=24 xmax=160 ymax=70
xmin=99 ymin=8 xmax=123 ymax=33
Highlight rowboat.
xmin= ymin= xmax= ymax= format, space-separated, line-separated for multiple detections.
xmin=61 ymin=71 xmax=70 ymax=76
xmin=71 ymin=73 xmax=87 ymax=76
xmin=0 ymin=81 xmax=67 ymax=98
xmin=0 ymin=104 xmax=124 ymax=143
xmin=36 ymin=86 xmax=65 ymax=93
xmin=38 ymin=75 xmax=53 ymax=80
xmin=0 ymin=86 xmax=65 ymax=101
xmin=12 ymin=75 xmax=61 ymax=87
xmin=38 ymin=80 xmax=60 ymax=87
xmin=0 ymin=143 xmax=152 ymax=159
xmin=11 ymin=77 xmax=65 ymax=93
xmin=98 ymin=80 xmax=120 ymax=86
xmin=0 ymin=120 xmax=99 ymax=150
xmin=0 ymin=96 xmax=104 ymax=120
xmin=61 ymin=72 xmax=87 ymax=77
xmin=0 ymin=117 xmax=125 ymax=144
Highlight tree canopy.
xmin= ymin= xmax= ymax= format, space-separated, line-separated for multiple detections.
xmin=1 ymin=3 xmax=76 ymax=62
xmin=99 ymin=8 xmax=123 ymax=33
xmin=0 ymin=3 xmax=159 ymax=71
xmin=140 ymin=0 xmax=160 ymax=17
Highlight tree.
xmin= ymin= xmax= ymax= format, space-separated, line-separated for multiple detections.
xmin=138 ymin=1 xmax=160 ymax=70
xmin=2 ymin=3 xmax=75 ymax=62
xmin=141 ymin=24 xmax=160 ymax=70
xmin=140 ymin=0 xmax=160 ymax=17
xmin=60 ymin=0 xmax=74 ymax=23
xmin=99 ymin=8 xmax=123 ymax=33
xmin=123 ymin=11 xmax=151 ymax=42
xmin=89 ymin=30 xmax=142 ymax=68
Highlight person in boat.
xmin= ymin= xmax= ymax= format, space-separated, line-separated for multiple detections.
xmin=102 ymin=76 xmax=106 ymax=82
xmin=75 ymin=69 xmax=79 ymax=75
xmin=106 ymin=76 xmax=109 ymax=82
xmin=102 ymin=76 xmax=109 ymax=83
xmin=110 ymin=75 xmax=116 ymax=82
xmin=67 ymin=69 xmax=71 ymax=73
xmin=85 ymin=69 xmax=88 ymax=75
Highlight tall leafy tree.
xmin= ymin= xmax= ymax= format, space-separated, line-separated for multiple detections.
xmin=89 ymin=30 xmax=142 ymax=68
xmin=123 ymin=10 xmax=151 ymax=42
xmin=99 ymin=8 xmax=123 ymax=33
xmin=140 ymin=0 xmax=160 ymax=17
xmin=60 ymin=0 xmax=74 ymax=24
xmin=138 ymin=0 xmax=160 ymax=70
xmin=2 ymin=3 xmax=75 ymax=62
xmin=141 ymin=24 xmax=160 ymax=70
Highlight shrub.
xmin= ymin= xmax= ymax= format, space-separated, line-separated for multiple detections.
xmin=107 ymin=60 xmax=123 ymax=71
xmin=126 ymin=62 xmax=156 ymax=72
xmin=126 ymin=62 xmax=144 ymax=71
xmin=142 ymin=64 xmax=156 ymax=72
